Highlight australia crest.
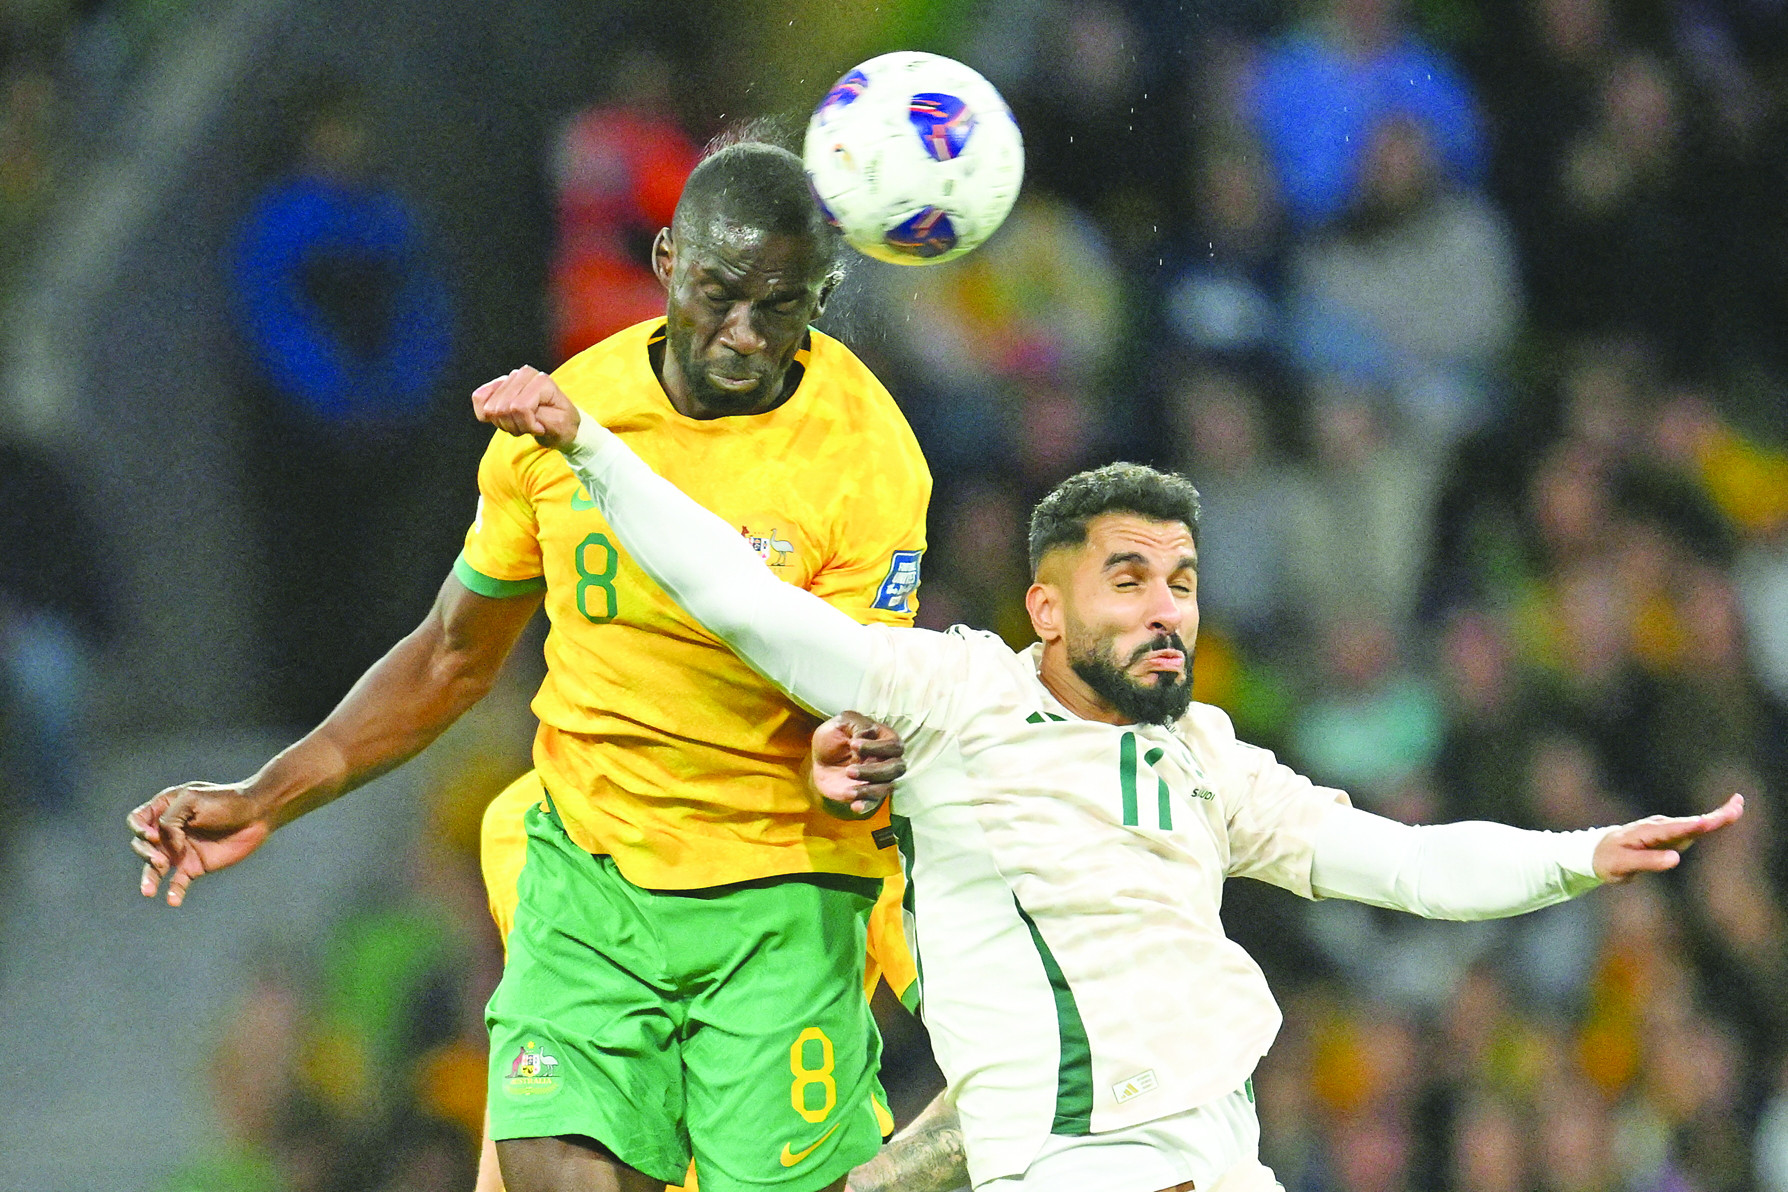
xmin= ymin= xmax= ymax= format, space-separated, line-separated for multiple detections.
xmin=503 ymin=1039 xmax=563 ymax=1099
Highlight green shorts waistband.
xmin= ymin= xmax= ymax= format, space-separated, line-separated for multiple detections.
xmin=535 ymin=785 xmax=880 ymax=902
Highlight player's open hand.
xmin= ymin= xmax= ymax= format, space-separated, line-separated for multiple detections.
xmin=127 ymin=782 xmax=278 ymax=906
xmin=472 ymin=366 xmax=582 ymax=449
xmin=810 ymin=710 xmax=906 ymax=820
xmin=1592 ymin=793 xmax=1745 ymax=883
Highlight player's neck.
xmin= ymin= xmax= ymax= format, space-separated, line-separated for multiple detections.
xmin=1037 ymin=643 xmax=1133 ymax=726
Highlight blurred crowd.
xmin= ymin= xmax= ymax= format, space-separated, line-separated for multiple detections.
xmin=0 ymin=0 xmax=122 ymax=852
xmin=0 ymin=0 xmax=212 ymax=835
xmin=5 ymin=0 xmax=1788 ymax=1189
xmin=1 ymin=0 xmax=203 ymax=278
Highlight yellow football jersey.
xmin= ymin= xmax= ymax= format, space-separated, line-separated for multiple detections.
xmin=457 ymin=318 xmax=931 ymax=890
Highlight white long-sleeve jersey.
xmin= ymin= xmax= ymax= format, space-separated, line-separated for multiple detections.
xmin=559 ymin=415 xmax=1608 ymax=1186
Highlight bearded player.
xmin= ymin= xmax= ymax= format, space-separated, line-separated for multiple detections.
xmin=131 ymin=142 xmax=933 ymax=1192
xmin=475 ymin=374 xmax=1744 ymax=1192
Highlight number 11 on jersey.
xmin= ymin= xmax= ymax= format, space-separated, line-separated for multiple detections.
xmin=1119 ymin=732 xmax=1172 ymax=831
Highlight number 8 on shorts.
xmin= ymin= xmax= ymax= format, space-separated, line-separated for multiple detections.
xmin=791 ymin=1027 xmax=838 ymax=1123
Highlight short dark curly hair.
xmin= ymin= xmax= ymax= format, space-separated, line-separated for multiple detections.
xmin=1027 ymin=462 xmax=1202 ymax=575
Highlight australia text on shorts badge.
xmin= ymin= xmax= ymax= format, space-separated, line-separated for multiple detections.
xmin=503 ymin=1039 xmax=563 ymax=1099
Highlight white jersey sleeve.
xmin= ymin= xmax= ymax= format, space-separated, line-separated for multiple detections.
xmin=559 ymin=414 xmax=973 ymax=735
xmin=855 ymin=623 xmax=985 ymax=733
xmin=1309 ymin=804 xmax=1609 ymax=919
xmin=558 ymin=413 xmax=872 ymax=714
xmin=1179 ymin=704 xmax=1352 ymax=896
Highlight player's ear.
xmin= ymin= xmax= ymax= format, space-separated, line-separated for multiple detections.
xmin=1026 ymin=580 xmax=1064 ymax=644
xmin=653 ymin=228 xmax=675 ymax=291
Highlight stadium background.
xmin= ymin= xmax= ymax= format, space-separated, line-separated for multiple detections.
xmin=2 ymin=0 xmax=1787 ymax=1188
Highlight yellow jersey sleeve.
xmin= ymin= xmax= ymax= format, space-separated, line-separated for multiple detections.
xmin=455 ymin=432 xmax=549 ymax=598
xmin=806 ymin=417 xmax=931 ymax=629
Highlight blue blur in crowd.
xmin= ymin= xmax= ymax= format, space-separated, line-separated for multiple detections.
xmin=231 ymin=174 xmax=452 ymax=424
xmin=1248 ymin=30 xmax=1486 ymax=228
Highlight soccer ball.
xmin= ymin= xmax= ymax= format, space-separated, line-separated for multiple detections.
xmin=804 ymin=52 xmax=1024 ymax=266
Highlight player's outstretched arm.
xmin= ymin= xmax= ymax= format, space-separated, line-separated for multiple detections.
xmin=472 ymin=367 xmax=875 ymax=716
xmin=128 ymin=575 xmax=541 ymax=905
xmin=847 ymin=1091 xmax=967 ymax=1192
xmin=1309 ymin=794 xmax=1745 ymax=920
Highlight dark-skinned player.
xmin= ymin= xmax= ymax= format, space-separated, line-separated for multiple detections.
xmin=130 ymin=141 xmax=931 ymax=1192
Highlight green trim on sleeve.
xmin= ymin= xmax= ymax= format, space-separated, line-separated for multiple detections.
xmin=454 ymin=553 xmax=548 ymax=599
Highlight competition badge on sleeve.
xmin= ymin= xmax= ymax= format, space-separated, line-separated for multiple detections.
xmin=873 ymin=550 xmax=923 ymax=611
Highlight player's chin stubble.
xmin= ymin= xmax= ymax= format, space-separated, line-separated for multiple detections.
xmin=1068 ymin=631 xmax=1193 ymax=726
xmin=665 ymin=333 xmax=776 ymax=416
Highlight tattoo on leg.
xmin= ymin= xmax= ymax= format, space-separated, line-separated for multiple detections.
xmin=847 ymin=1096 xmax=966 ymax=1192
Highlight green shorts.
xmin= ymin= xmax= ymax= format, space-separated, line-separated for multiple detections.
xmin=486 ymin=797 xmax=892 ymax=1192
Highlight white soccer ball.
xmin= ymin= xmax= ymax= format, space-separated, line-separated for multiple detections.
xmin=804 ymin=51 xmax=1024 ymax=266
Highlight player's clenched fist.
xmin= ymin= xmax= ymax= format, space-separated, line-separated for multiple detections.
xmin=809 ymin=711 xmax=906 ymax=819
xmin=127 ymin=783 xmax=278 ymax=906
xmin=472 ymin=366 xmax=583 ymax=449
